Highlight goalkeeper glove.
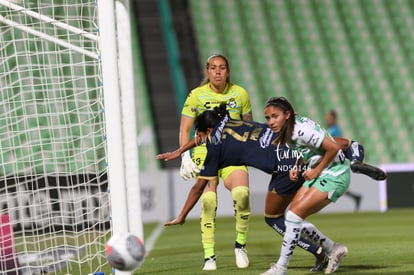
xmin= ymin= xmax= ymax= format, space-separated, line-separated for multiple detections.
xmin=180 ymin=151 xmax=200 ymax=180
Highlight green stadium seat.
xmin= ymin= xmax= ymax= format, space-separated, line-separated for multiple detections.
xmin=189 ymin=0 xmax=414 ymax=163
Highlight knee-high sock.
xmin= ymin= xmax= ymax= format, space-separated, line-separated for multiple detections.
xmin=301 ymin=220 xmax=335 ymax=253
xmin=265 ymin=216 xmax=324 ymax=256
xmin=277 ymin=210 xmax=303 ymax=267
xmin=201 ymin=191 xmax=217 ymax=258
xmin=232 ymin=186 xmax=250 ymax=246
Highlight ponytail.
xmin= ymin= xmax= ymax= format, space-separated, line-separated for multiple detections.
xmin=195 ymin=102 xmax=230 ymax=132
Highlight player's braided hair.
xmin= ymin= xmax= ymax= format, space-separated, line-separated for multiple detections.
xmin=195 ymin=103 xmax=229 ymax=132
xmin=264 ymin=97 xmax=295 ymax=145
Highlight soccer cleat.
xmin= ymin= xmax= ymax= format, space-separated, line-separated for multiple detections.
xmin=202 ymin=256 xmax=217 ymax=271
xmin=310 ymin=250 xmax=329 ymax=272
xmin=234 ymin=247 xmax=249 ymax=268
xmin=350 ymin=160 xmax=387 ymax=181
xmin=325 ymin=244 xmax=348 ymax=273
xmin=260 ymin=263 xmax=288 ymax=275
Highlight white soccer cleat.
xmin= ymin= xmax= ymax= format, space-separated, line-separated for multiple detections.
xmin=325 ymin=243 xmax=348 ymax=273
xmin=234 ymin=247 xmax=249 ymax=268
xmin=202 ymin=256 xmax=217 ymax=271
xmin=260 ymin=263 xmax=288 ymax=275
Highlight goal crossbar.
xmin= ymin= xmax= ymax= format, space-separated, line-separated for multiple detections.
xmin=0 ymin=0 xmax=99 ymax=59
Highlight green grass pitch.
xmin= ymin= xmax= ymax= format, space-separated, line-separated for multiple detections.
xmin=138 ymin=208 xmax=414 ymax=275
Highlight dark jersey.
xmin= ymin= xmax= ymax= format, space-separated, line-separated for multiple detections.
xmin=200 ymin=119 xmax=276 ymax=176
xmin=199 ymin=118 xmax=305 ymax=195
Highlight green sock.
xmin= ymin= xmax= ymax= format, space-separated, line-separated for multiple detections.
xmin=203 ymin=242 xmax=215 ymax=258
xmin=236 ymin=231 xmax=247 ymax=247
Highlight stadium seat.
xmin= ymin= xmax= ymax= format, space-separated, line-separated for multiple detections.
xmin=189 ymin=0 xmax=414 ymax=163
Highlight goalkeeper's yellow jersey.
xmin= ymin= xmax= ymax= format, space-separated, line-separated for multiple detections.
xmin=181 ymin=82 xmax=252 ymax=162
xmin=181 ymin=83 xmax=252 ymax=120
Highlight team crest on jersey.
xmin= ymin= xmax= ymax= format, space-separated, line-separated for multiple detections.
xmin=190 ymin=107 xmax=197 ymax=113
xmin=228 ymin=98 xmax=237 ymax=108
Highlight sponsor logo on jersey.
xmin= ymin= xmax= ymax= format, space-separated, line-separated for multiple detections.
xmin=274 ymin=143 xmax=304 ymax=162
xmin=210 ymin=115 xmax=229 ymax=145
xmin=203 ymin=101 xmax=212 ymax=109
xmin=203 ymin=100 xmax=233 ymax=110
xmin=307 ymin=134 xmax=320 ymax=147
xmin=259 ymin=128 xmax=273 ymax=148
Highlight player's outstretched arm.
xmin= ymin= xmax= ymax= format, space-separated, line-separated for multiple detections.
xmin=164 ymin=177 xmax=209 ymax=226
xmin=156 ymin=138 xmax=198 ymax=161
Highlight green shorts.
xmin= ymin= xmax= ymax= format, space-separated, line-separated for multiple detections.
xmin=192 ymin=145 xmax=248 ymax=181
xmin=303 ymin=159 xmax=351 ymax=202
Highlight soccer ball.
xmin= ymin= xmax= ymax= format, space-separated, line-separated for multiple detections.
xmin=105 ymin=232 xmax=146 ymax=271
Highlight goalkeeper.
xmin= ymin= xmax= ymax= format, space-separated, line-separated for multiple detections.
xmin=178 ymin=54 xmax=252 ymax=271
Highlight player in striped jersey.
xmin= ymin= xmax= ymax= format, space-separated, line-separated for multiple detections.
xmin=261 ymin=97 xmax=349 ymax=275
xmin=158 ymin=102 xmax=386 ymax=273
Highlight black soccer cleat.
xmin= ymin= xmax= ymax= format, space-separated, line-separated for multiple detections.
xmin=350 ymin=160 xmax=387 ymax=181
xmin=310 ymin=249 xmax=328 ymax=272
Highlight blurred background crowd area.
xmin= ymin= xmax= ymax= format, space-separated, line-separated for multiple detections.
xmin=132 ymin=0 xmax=414 ymax=171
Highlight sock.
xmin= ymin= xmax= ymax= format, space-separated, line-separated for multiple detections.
xmin=235 ymin=233 xmax=247 ymax=248
xmin=302 ymin=220 xmax=335 ymax=253
xmin=200 ymin=191 xmax=217 ymax=258
xmin=276 ymin=210 xmax=303 ymax=267
xmin=203 ymin=243 xmax=215 ymax=260
xmin=345 ymin=140 xmax=365 ymax=162
xmin=231 ymin=186 xmax=250 ymax=246
xmin=265 ymin=216 xmax=322 ymax=256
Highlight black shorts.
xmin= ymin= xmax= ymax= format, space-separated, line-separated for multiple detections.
xmin=268 ymin=171 xmax=305 ymax=196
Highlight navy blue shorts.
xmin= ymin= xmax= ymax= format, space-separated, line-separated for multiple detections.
xmin=268 ymin=169 xmax=305 ymax=196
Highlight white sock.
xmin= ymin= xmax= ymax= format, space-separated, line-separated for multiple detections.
xmin=302 ymin=220 xmax=335 ymax=253
xmin=276 ymin=210 xmax=303 ymax=267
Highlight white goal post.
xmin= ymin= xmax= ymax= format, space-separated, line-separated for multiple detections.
xmin=0 ymin=0 xmax=142 ymax=274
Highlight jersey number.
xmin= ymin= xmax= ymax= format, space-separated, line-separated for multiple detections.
xmin=221 ymin=120 xmax=261 ymax=143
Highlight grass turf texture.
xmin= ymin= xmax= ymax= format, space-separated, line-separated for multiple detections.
xmin=138 ymin=208 xmax=414 ymax=275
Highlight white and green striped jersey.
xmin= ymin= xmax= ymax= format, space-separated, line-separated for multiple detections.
xmin=290 ymin=114 xmax=345 ymax=168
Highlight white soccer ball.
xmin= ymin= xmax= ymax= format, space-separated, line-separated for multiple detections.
xmin=105 ymin=232 xmax=146 ymax=271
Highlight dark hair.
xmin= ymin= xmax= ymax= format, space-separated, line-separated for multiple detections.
xmin=328 ymin=109 xmax=337 ymax=119
xmin=264 ymin=97 xmax=295 ymax=145
xmin=195 ymin=103 xmax=229 ymax=132
xmin=200 ymin=54 xmax=231 ymax=86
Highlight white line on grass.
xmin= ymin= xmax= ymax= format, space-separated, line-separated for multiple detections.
xmin=144 ymin=222 xmax=164 ymax=255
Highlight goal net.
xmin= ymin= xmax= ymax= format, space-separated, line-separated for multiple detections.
xmin=0 ymin=0 xmax=141 ymax=274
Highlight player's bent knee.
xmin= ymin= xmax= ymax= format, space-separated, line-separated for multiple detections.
xmin=231 ymin=186 xmax=250 ymax=211
xmin=201 ymin=191 xmax=217 ymax=213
